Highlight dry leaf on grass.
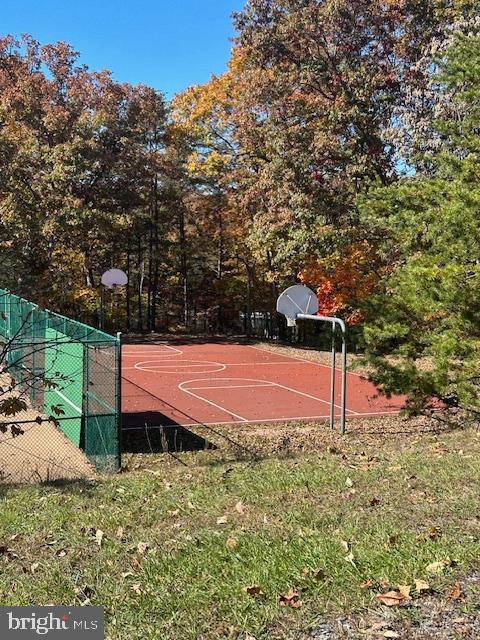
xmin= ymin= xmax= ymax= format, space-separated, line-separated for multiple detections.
xmin=234 ymin=501 xmax=246 ymax=515
xmin=414 ymin=579 xmax=430 ymax=593
xmin=376 ymin=589 xmax=411 ymax=606
xmin=226 ymin=537 xmax=238 ymax=549
xmin=137 ymin=542 xmax=149 ymax=555
xmin=383 ymin=631 xmax=399 ymax=638
xmin=360 ymin=579 xmax=375 ymax=589
xmin=448 ymin=581 xmax=462 ymax=600
xmin=426 ymin=559 xmax=451 ymax=574
xmin=95 ymin=530 xmax=104 ymax=547
xmin=279 ymin=588 xmax=302 ymax=609
xmin=216 ymin=516 xmax=228 ymax=525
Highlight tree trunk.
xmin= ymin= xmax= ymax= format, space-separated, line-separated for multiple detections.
xmin=126 ymin=239 xmax=131 ymax=332
xmin=178 ymin=204 xmax=188 ymax=329
xmin=151 ymin=176 xmax=160 ymax=332
xmin=137 ymin=236 xmax=144 ymax=331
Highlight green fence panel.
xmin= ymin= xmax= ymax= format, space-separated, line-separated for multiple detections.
xmin=0 ymin=288 xmax=121 ymax=473
xmin=43 ymin=327 xmax=83 ymax=447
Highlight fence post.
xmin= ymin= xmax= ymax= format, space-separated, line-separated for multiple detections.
xmin=116 ymin=332 xmax=122 ymax=471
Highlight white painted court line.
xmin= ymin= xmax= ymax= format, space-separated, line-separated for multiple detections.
xmin=178 ymin=379 xmax=248 ymax=422
xmin=134 ymin=360 xmax=226 ymax=374
xmin=271 ymin=379 xmax=358 ymax=414
xmin=187 ymin=383 xmax=276 ymax=390
xmin=48 ymin=388 xmax=82 ymax=414
xmin=178 ymin=377 xmax=358 ymax=418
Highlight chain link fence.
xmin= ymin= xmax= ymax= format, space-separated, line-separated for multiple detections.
xmin=0 ymin=289 xmax=121 ymax=483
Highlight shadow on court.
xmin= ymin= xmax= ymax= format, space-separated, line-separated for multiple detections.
xmin=122 ymin=411 xmax=216 ymax=454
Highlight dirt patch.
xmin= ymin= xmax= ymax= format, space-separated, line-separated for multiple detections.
xmin=0 ymin=420 xmax=96 ymax=484
xmin=309 ymin=572 xmax=480 ymax=639
xmin=0 ymin=376 xmax=95 ymax=484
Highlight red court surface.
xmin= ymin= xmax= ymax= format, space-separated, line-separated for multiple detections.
xmin=121 ymin=340 xmax=404 ymax=430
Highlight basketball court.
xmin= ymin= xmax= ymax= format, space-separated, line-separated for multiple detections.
xmin=121 ymin=340 xmax=404 ymax=431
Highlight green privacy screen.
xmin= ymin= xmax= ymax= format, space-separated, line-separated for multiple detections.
xmin=0 ymin=289 xmax=121 ymax=473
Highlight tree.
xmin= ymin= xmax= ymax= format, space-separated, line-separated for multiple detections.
xmin=358 ymin=29 xmax=480 ymax=419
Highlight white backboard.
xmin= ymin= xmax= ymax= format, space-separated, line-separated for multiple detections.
xmin=101 ymin=268 xmax=128 ymax=288
xmin=276 ymin=284 xmax=318 ymax=323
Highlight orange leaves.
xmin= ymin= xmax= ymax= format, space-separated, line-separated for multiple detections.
xmin=298 ymin=242 xmax=379 ymax=323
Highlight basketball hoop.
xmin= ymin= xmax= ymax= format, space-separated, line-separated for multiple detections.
xmin=276 ymin=284 xmax=347 ymax=434
xmin=100 ymin=269 xmax=128 ymax=330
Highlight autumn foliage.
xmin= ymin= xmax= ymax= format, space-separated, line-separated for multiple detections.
xmin=298 ymin=244 xmax=379 ymax=324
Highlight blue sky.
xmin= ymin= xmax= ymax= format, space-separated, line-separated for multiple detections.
xmin=2 ymin=0 xmax=245 ymax=98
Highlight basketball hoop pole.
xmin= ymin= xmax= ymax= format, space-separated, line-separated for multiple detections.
xmin=296 ymin=313 xmax=347 ymax=434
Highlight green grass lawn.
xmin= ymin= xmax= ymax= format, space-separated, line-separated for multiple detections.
xmin=0 ymin=421 xmax=479 ymax=639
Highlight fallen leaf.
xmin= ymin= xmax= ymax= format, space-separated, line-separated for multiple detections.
xmin=95 ymin=530 xmax=104 ymax=547
xmin=414 ymin=579 xmax=430 ymax=593
xmin=397 ymin=584 xmax=411 ymax=599
xmin=226 ymin=537 xmax=238 ymax=549
xmin=243 ymin=585 xmax=263 ymax=596
xmin=216 ymin=516 xmax=228 ymax=525
xmin=279 ymin=588 xmax=302 ymax=608
xmin=345 ymin=477 xmax=354 ymax=487
xmin=30 ymin=562 xmax=39 ymax=574
xmin=383 ymin=631 xmax=399 ymax=638
xmin=360 ymin=579 xmax=375 ymax=589
xmin=234 ymin=501 xmax=246 ymax=515
xmin=340 ymin=540 xmax=350 ymax=552
xmin=426 ymin=559 xmax=449 ymax=574
xmin=137 ymin=542 xmax=149 ymax=555
xmin=369 ymin=621 xmax=389 ymax=631
xmin=448 ymin=582 xmax=462 ymax=600
xmin=313 ymin=569 xmax=326 ymax=581
xmin=370 ymin=497 xmax=381 ymax=507
xmin=376 ymin=590 xmax=411 ymax=606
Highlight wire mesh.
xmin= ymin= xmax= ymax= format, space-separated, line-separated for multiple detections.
xmin=0 ymin=289 xmax=121 ymax=481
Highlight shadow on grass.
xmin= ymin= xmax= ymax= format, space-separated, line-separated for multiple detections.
xmin=122 ymin=411 xmax=216 ymax=453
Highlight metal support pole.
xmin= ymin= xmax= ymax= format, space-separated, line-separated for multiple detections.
xmin=297 ymin=313 xmax=347 ymax=434
xmin=99 ymin=285 xmax=105 ymax=331
xmin=329 ymin=325 xmax=336 ymax=429
xmin=116 ymin=332 xmax=122 ymax=471
xmin=337 ymin=318 xmax=347 ymax=435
